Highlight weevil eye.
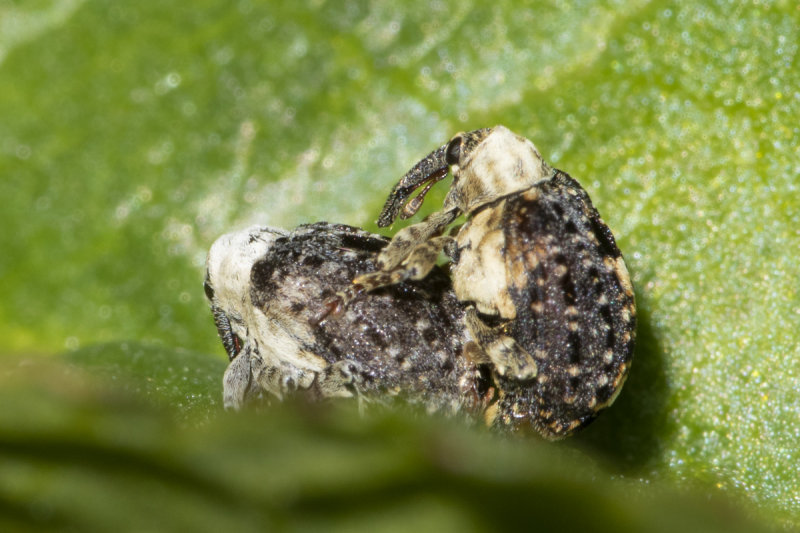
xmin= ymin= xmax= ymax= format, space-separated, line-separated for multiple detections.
xmin=445 ymin=136 xmax=462 ymax=166
xmin=231 ymin=332 xmax=242 ymax=358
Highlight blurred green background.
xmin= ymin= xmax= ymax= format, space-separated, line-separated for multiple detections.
xmin=1 ymin=0 xmax=798 ymax=530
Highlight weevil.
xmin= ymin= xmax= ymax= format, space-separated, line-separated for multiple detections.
xmin=351 ymin=126 xmax=636 ymax=438
xmin=204 ymin=222 xmax=487 ymax=414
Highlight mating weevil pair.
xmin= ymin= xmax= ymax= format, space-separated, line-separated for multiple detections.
xmin=206 ymin=125 xmax=635 ymax=439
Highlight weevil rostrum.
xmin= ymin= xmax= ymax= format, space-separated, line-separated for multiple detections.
xmin=204 ymin=222 xmax=488 ymax=415
xmin=350 ymin=126 xmax=636 ymax=438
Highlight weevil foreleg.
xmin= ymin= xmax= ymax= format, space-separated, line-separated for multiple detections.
xmin=354 ymin=234 xmax=453 ymax=292
xmin=464 ymin=308 xmax=538 ymax=382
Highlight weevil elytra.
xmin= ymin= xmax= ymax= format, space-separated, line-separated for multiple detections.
xmin=352 ymin=126 xmax=636 ymax=438
xmin=204 ymin=222 xmax=488 ymax=414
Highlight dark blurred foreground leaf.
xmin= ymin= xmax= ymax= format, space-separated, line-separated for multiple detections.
xmin=0 ymin=357 xmax=776 ymax=533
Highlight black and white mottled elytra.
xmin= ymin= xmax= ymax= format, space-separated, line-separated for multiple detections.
xmin=352 ymin=126 xmax=636 ymax=439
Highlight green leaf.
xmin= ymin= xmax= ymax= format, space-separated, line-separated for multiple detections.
xmin=1 ymin=0 xmax=798 ymax=528
xmin=63 ymin=342 xmax=226 ymax=422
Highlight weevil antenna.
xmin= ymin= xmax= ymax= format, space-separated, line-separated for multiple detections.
xmin=377 ymin=144 xmax=448 ymax=227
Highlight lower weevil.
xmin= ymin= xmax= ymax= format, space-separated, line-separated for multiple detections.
xmin=205 ymin=222 xmax=487 ymax=415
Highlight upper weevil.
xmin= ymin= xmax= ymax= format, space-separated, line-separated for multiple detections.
xmin=351 ymin=125 xmax=636 ymax=438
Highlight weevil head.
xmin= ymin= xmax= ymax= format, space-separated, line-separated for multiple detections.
xmin=377 ymin=126 xmax=553 ymax=227
xmin=443 ymin=125 xmax=554 ymax=214
xmin=205 ymin=226 xmax=287 ymax=360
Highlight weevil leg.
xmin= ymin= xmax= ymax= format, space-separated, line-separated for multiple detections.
xmin=246 ymin=353 xmax=313 ymax=402
xmin=223 ymin=347 xmax=253 ymax=410
xmin=319 ymin=209 xmax=459 ymax=318
xmin=354 ymin=234 xmax=453 ymax=292
xmin=462 ymin=340 xmax=492 ymax=366
xmin=464 ymin=308 xmax=538 ymax=381
xmin=315 ymin=360 xmax=368 ymax=399
xmin=443 ymin=229 xmax=460 ymax=263
xmin=375 ymin=208 xmax=458 ymax=270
